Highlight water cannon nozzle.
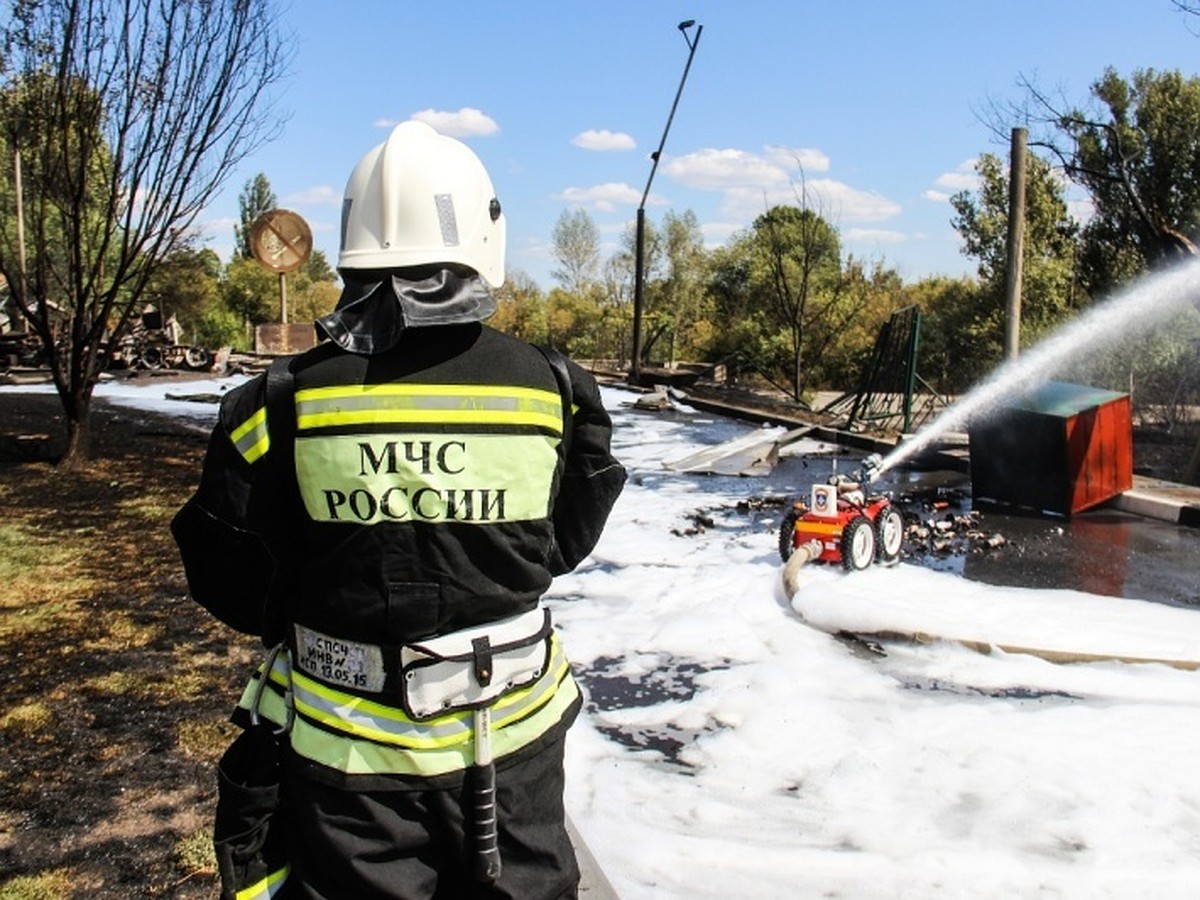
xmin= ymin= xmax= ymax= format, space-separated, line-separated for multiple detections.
xmin=860 ymin=453 xmax=883 ymax=484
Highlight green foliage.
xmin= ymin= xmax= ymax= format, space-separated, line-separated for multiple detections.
xmin=191 ymin=304 xmax=245 ymax=350
xmin=904 ymin=276 xmax=991 ymax=393
xmin=221 ymin=256 xmax=278 ymax=324
xmin=302 ymin=248 xmax=336 ymax=283
xmin=702 ymin=207 xmax=909 ymax=399
xmin=286 ymin=277 xmax=339 ymax=328
xmin=547 ymin=286 xmax=607 ymax=357
xmin=950 ymin=151 xmax=1082 ymax=347
xmin=1055 ymin=68 xmax=1200 ymax=294
xmin=491 ymin=269 xmax=548 ymax=344
xmin=652 ymin=210 xmax=710 ymax=364
xmin=235 ymin=173 xmax=278 ymax=259
xmin=141 ymin=247 xmax=223 ymax=342
xmin=814 ymin=261 xmax=908 ymax=389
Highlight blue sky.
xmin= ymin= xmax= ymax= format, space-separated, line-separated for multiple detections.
xmin=199 ymin=1 xmax=1200 ymax=290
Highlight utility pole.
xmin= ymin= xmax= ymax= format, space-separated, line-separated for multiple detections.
xmin=630 ymin=20 xmax=702 ymax=383
xmin=1003 ymin=127 xmax=1027 ymax=360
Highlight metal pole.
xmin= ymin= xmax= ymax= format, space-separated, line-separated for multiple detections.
xmin=631 ymin=208 xmax=646 ymax=377
xmin=279 ymin=272 xmax=290 ymax=353
xmin=631 ymin=21 xmax=702 ymax=382
xmin=1003 ymin=127 xmax=1027 ymax=361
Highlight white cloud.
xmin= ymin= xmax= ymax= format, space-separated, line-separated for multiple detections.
xmin=808 ymin=179 xmax=902 ymax=222
xmin=663 ymin=145 xmax=899 ymax=227
xmin=377 ymin=107 xmax=499 ymax=138
xmin=934 ymin=159 xmax=979 ymax=192
xmin=285 ymin=186 xmax=341 ymax=206
xmin=572 ymin=129 xmax=636 ymax=151
xmin=924 ymin=189 xmax=951 ymax=203
xmin=664 ymin=148 xmax=791 ymax=191
xmin=764 ymin=145 xmax=831 ymax=173
xmin=554 ymin=182 xmax=656 ymax=213
xmin=717 ymin=178 xmax=900 ymax=225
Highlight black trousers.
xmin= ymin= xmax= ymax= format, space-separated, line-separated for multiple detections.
xmin=277 ymin=734 xmax=579 ymax=900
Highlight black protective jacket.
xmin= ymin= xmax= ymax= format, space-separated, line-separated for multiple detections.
xmin=172 ymin=323 xmax=625 ymax=648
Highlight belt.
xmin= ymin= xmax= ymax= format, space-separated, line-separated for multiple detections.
xmin=288 ymin=607 xmax=552 ymax=716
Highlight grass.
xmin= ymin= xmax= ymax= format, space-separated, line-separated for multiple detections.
xmin=0 ymin=870 xmax=75 ymax=900
xmin=0 ymin=393 xmax=248 ymax=899
xmin=0 ymin=524 xmax=94 ymax=609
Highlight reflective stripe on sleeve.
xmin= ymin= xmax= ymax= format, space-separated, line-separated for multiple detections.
xmin=294 ymin=384 xmax=564 ymax=435
xmin=230 ymin=406 xmax=270 ymax=464
xmin=235 ymin=865 xmax=289 ymax=900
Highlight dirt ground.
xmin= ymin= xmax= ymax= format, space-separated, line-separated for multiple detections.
xmin=0 ymin=392 xmax=256 ymax=899
xmin=0 ymin=385 xmax=1195 ymax=900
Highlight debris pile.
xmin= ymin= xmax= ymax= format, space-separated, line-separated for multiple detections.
xmin=892 ymin=488 xmax=1010 ymax=560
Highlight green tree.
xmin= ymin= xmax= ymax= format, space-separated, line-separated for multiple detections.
xmin=0 ymin=0 xmax=288 ymax=468
xmin=950 ymin=150 xmax=1081 ymax=365
xmin=705 ymin=243 xmax=760 ymax=365
xmin=222 ymin=256 xmax=278 ymax=327
xmin=813 ymin=260 xmax=907 ymax=391
xmin=1011 ymin=68 xmax=1200 ymax=294
xmin=491 ymin=269 xmax=547 ymax=344
xmin=285 ymin=255 xmax=339 ymax=328
xmin=301 ymin=248 xmax=336 ymax=283
xmin=654 ymin=209 xmax=710 ymax=365
xmin=904 ymin=275 xmax=989 ymax=393
xmin=546 ymin=286 xmax=605 ymax=356
xmin=235 ymin=173 xmax=278 ymax=260
xmin=551 ymin=208 xmax=600 ymax=296
xmin=141 ymin=247 xmax=223 ymax=343
xmin=747 ymin=203 xmax=844 ymax=400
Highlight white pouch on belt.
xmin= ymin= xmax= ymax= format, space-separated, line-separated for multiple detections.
xmin=400 ymin=608 xmax=553 ymax=720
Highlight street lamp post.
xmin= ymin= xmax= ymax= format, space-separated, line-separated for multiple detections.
xmin=630 ymin=19 xmax=702 ymax=383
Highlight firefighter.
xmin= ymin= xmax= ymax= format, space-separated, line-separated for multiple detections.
xmin=173 ymin=120 xmax=625 ymax=899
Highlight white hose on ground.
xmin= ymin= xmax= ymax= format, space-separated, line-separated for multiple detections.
xmin=781 ymin=540 xmax=823 ymax=601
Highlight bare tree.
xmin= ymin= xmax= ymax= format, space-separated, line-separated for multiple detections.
xmin=0 ymin=0 xmax=290 ymax=468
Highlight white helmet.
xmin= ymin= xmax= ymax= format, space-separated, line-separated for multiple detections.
xmin=339 ymin=120 xmax=506 ymax=287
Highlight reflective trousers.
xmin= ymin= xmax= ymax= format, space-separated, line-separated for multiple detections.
xmin=276 ymin=733 xmax=579 ymax=900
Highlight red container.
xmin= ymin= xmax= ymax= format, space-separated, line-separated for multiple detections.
xmin=969 ymin=381 xmax=1133 ymax=517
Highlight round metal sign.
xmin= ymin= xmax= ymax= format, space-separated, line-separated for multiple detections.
xmin=249 ymin=209 xmax=313 ymax=274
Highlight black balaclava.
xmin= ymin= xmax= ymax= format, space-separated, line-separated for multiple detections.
xmin=316 ymin=265 xmax=496 ymax=355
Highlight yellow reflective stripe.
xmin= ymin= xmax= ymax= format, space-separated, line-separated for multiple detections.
xmin=287 ymin=675 xmax=580 ymax=777
xmin=291 ymin=670 xmax=471 ymax=749
xmin=239 ymin=636 xmax=574 ymax=757
xmin=294 ymin=384 xmax=563 ymax=434
xmin=235 ymin=864 xmax=289 ymax=900
xmin=230 ymin=406 xmax=270 ymax=464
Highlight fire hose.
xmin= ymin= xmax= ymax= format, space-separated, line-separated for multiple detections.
xmin=782 ymin=541 xmax=1200 ymax=671
xmin=780 ymin=538 xmax=824 ymax=601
